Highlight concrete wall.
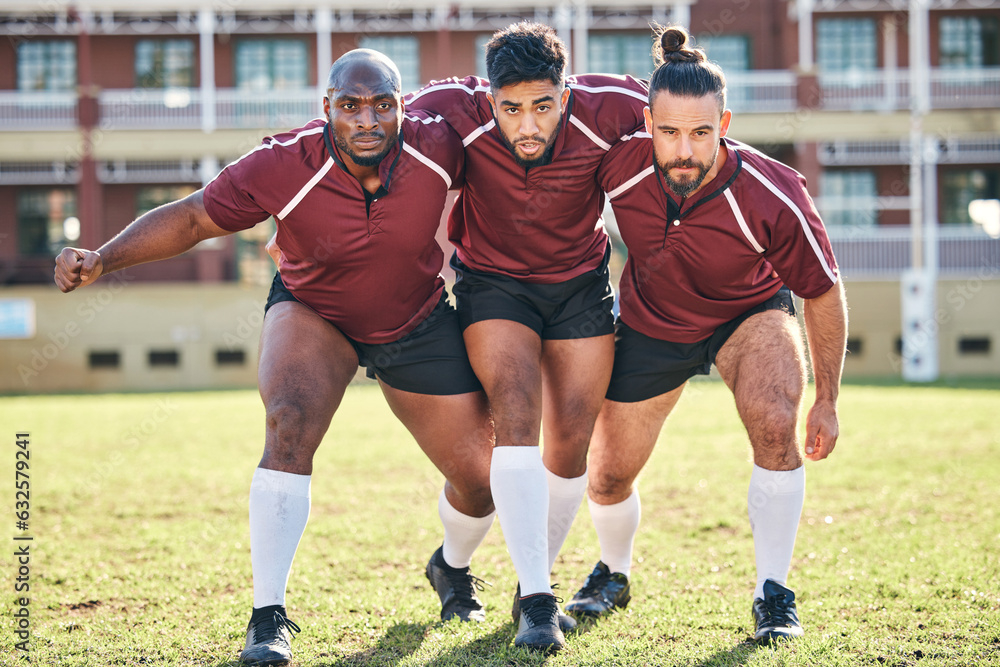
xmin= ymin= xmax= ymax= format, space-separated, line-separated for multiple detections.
xmin=840 ymin=278 xmax=1000 ymax=379
xmin=2 ymin=277 xmax=998 ymax=394
xmin=2 ymin=281 xmax=267 ymax=394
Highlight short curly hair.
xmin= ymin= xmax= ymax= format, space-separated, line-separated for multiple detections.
xmin=485 ymin=22 xmax=568 ymax=91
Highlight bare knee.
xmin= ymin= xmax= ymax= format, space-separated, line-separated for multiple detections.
xmin=261 ymin=399 xmax=327 ymax=472
xmin=746 ymin=388 xmax=803 ymax=470
xmin=588 ymin=467 xmax=637 ymax=505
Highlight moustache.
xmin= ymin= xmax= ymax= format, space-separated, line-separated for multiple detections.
xmin=666 ymin=158 xmax=702 ymax=170
xmin=352 ymin=132 xmax=386 ymax=142
xmin=514 ymin=135 xmax=547 ymax=145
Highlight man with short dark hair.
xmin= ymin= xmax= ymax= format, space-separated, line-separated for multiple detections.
xmin=406 ymin=21 xmax=648 ymax=652
xmin=55 ymin=49 xmax=497 ymax=666
xmin=565 ymin=25 xmax=847 ymax=644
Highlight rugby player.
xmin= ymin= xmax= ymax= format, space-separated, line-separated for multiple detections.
xmin=54 ymin=49 xmax=497 ymax=666
xmin=564 ymin=25 xmax=848 ymax=644
xmin=405 ymin=22 xmax=648 ymax=651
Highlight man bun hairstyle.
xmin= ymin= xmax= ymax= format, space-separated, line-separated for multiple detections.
xmin=649 ymin=24 xmax=727 ymax=113
xmin=486 ymin=21 xmax=568 ymax=91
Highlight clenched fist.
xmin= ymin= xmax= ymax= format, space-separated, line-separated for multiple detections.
xmin=54 ymin=248 xmax=105 ymax=293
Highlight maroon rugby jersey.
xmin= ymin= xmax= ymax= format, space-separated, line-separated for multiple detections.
xmin=600 ymin=134 xmax=839 ymax=343
xmin=203 ymin=112 xmax=463 ymax=344
xmin=406 ymin=74 xmax=647 ymax=283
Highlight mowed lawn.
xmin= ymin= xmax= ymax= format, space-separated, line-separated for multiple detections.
xmin=1 ymin=380 xmax=998 ymax=666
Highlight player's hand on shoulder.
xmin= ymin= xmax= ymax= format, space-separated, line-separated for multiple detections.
xmin=54 ymin=247 xmax=104 ymax=293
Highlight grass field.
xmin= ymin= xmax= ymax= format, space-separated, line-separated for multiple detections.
xmin=1 ymin=380 xmax=998 ymax=666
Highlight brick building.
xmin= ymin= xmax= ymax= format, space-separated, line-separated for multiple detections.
xmin=1 ymin=0 xmax=998 ymax=390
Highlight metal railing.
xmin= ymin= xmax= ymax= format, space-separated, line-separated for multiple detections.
xmin=99 ymin=88 xmax=203 ymax=129
xmin=214 ymin=88 xmax=322 ymax=129
xmin=819 ymin=67 xmax=1000 ymax=111
xmin=0 ymin=90 xmax=77 ymax=129
xmin=827 ymin=225 xmax=1000 ymax=278
xmin=725 ymin=70 xmax=798 ymax=113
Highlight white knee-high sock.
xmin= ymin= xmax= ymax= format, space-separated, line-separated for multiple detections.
xmin=588 ymin=490 xmax=642 ymax=577
xmin=438 ymin=489 xmax=496 ymax=569
xmin=747 ymin=465 xmax=805 ymax=600
xmin=490 ymin=446 xmax=551 ymax=597
xmin=249 ymin=468 xmax=311 ymax=608
xmin=546 ymin=467 xmax=588 ymax=574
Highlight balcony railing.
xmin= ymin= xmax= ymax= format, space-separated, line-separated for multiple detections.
xmin=819 ymin=67 xmax=1000 ymax=111
xmin=0 ymin=90 xmax=77 ymax=129
xmin=827 ymin=226 xmax=1000 ymax=278
xmin=0 ymin=66 xmax=997 ymax=130
xmin=725 ymin=70 xmax=798 ymax=113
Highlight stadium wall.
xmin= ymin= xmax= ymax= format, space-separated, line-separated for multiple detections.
xmin=1 ymin=279 xmax=998 ymax=394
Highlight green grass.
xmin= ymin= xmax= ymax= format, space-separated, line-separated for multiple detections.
xmin=1 ymin=381 xmax=998 ymax=666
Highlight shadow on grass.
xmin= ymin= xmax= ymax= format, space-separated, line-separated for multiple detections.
xmin=688 ymin=639 xmax=763 ymax=667
xmin=320 ymin=621 xmax=433 ymax=666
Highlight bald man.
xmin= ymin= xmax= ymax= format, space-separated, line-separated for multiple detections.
xmin=55 ymin=50 xmax=496 ymax=666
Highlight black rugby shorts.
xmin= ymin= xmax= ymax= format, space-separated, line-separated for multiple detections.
xmin=448 ymin=244 xmax=615 ymax=340
xmin=264 ymin=272 xmax=482 ymax=396
xmin=606 ymin=287 xmax=796 ymax=403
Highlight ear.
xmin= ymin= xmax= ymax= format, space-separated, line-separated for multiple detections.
xmin=323 ymin=97 xmax=331 ymax=117
xmin=487 ymin=92 xmax=497 ymax=116
xmin=560 ymin=87 xmax=570 ymax=108
xmin=719 ymin=109 xmax=733 ymax=138
xmin=643 ymin=106 xmax=652 ymax=134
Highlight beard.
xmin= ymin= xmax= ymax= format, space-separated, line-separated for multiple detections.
xmin=656 ymin=155 xmax=714 ymax=198
xmin=335 ymin=131 xmax=398 ymax=167
xmin=498 ymin=121 xmax=561 ymax=169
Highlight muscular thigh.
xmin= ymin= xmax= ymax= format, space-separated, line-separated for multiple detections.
xmin=714 ymin=309 xmax=806 ymax=469
xmin=258 ymin=301 xmax=359 ymax=427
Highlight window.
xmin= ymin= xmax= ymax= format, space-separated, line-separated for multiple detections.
xmin=821 ymin=169 xmax=878 ymax=227
xmin=939 ymin=16 xmax=999 ymax=68
xmin=17 ymin=189 xmax=77 ymax=256
xmin=941 ymin=168 xmax=1000 ymax=225
xmin=136 ymin=186 xmax=198 ymax=218
xmin=817 ymin=18 xmax=877 ymax=72
xmin=696 ymin=34 xmax=750 ymax=72
xmin=18 ymin=41 xmax=76 ymax=91
xmin=476 ymin=34 xmax=491 ymax=80
xmin=588 ymin=33 xmax=654 ymax=79
xmin=359 ymin=36 xmax=421 ymax=94
xmin=235 ymin=40 xmax=308 ymax=91
xmin=136 ymin=39 xmax=195 ymax=88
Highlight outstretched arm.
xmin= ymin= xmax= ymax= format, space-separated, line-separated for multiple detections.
xmin=801 ymin=280 xmax=848 ymax=461
xmin=54 ymin=189 xmax=230 ymax=293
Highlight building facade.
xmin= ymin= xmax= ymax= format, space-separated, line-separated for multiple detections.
xmin=1 ymin=0 xmax=998 ymax=391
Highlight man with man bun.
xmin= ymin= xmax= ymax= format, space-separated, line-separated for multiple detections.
xmin=565 ymin=25 xmax=848 ymax=644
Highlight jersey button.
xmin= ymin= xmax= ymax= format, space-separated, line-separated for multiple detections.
xmin=672 ymin=219 xmax=680 ymax=226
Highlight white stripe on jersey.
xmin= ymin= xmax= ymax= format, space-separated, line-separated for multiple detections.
xmin=607 ymin=165 xmax=655 ymax=199
xmin=741 ymin=162 xmax=839 ymax=284
xmin=404 ymin=113 xmax=447 ymax=125
xmin=462 ymin=119 xmax=495 ymax=147
xmin=569 ymin=115 xmax=612 ymax=151
xmin=621 ymin=131 xmax=651 ymax=142
xmin=407 ymin=80 xmax=490 ymax=102
xmin=724 ymin=188 xmax=765 ymax=253
xmin=568 ymin=82 xmax=649 ymax=104
xmin=276 ymin=157 xmax=335 ymax=220
xmin=403 ymin=142 xmax=452 ymax=188
xmin=210 ymin=122 xmax=327 ymax=186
